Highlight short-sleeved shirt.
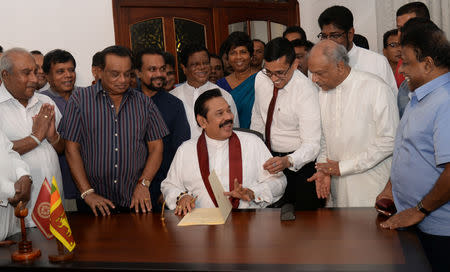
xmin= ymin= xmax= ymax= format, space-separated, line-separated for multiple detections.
xmin=390 ymin=72 xmax=450 ymax=236
xmin=59 ymin=82 xmax=169 ymax=207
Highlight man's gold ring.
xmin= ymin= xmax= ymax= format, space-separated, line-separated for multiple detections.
xmin=329 ymin=168 xmax=332 ymax=171
xmin=44 ymin=115 xmax=49 ymax=119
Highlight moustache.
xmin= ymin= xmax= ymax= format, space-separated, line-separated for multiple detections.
xmin=219 ymin=119 xmax=233 ymax=128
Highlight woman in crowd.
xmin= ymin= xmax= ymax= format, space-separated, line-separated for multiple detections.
xmin=216 ymin=31 xmax=258 ymax=128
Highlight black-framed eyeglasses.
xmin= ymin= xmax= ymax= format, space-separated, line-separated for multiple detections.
xmin=387 ymin=42 xmax=400 ymax=48
xmin=262 ymin=64 xmax=292 ymax=78
xmin=317 ymin=31 xmax=347 ymax=40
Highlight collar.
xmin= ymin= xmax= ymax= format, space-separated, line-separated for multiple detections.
xmin=334 ymin=67 xmax=354 ymax=91
xmin=0 ymin=83 xmax=39 ymax=108
xmin=412 ymin=72 xmax=450 ymax=102
xmin=205 ymin=132 xmax=229 ymax=148
xmin=185 ymin=81 xmax=209 ymax=90
xmin=347 ymin=43 xmax=357 ymax=57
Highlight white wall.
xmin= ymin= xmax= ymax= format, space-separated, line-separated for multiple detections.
xmin=299 ymin=0 xmax=380 ymax=52
xmin=0 ymin=0 xmax=115 ymax=87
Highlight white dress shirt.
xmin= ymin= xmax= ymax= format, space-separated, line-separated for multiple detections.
xmin=251 ymin=70 xmax=321 ymax=171
xmin=348 ymin=43 xmax=398 ymax=96
xmin=318 ymin=69 xmax=399 ymax=207
xmin=161 ymin=131 xmax=286 ymax=209
xmin=171 ymin=81 xmax=239 ymax=139
xmin=0 ymin=129 xmax=30 ymax=240
xmin=0 ymin=84 xmax=64 ymax=227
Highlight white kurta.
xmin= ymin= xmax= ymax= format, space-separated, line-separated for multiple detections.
xmin=251 ymin=70 xmax=321 ymax=171
xmin=318 ymin=69 xmax=399 ymax=207
xmin=0 ymin=129 xmax=30 ymax=240
xmin=161 ymin=131 xmax=287 ymax=209
xmin=0 ymin=85 xmax=63 ymax=227
xmin=171 ymin=81 xmax=239 ymax=139
xmin=348 ymin=43 xmax=398 ymax=97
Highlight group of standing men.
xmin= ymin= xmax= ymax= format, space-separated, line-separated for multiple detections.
xmin=0 ymin=2 xmax=449 ymax=271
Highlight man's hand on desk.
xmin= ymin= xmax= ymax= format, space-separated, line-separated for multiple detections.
xmin=315 ymin=159 xmax=341 ymax=176
xmin=130 ymin=183 xmax=152 ymax=213
xmin=8 ymin=175 xmax=32 ymax=207
xmin=307 ymin=171 xmax=331 ymax=199
xmin=224 ymin=179 xmax=255 ymax=202
xmin=175 ymin=195 xmax=196 ymax=216
xmin=84 ymin=193 xmax=115 ymax=216
xmin=380 ymin=207 xmax=425 ymax=229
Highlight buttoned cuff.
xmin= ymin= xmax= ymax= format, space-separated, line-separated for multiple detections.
xmin=338 ymin=159 xmax=355 ymax=176
xmin=164 ymin=190 xmax=184 ymax=210
xmin=248 ymin=183 xmax=272 ymax=206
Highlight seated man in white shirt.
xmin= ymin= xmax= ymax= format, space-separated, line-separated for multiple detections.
xmin=0 ymin=48 xmax=64 ymax=227
xmin=318 ymin=5 xmax=398 ymax=96
xmin=307 ymin=40 xmax=399 ymax=207
xmin=0 ymin=129 xmax=32 ymax=241
xmin=161 ymin=89 xmax=286 ymax=214
xmin=171 ymin=43 xmax=239 ymax=139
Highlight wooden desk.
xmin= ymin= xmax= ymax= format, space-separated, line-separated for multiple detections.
xmin=0 ymin=208 xmax=431 ymax=271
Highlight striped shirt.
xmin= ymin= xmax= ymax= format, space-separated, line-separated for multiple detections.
xmin=59 ymin=82 xmax=169 ymax=207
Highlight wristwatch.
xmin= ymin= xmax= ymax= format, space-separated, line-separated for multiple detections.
xmin=416 ymin=200 xmax=431 ymax=216
xmin=140 ymin=178 xmax=151 ymax=187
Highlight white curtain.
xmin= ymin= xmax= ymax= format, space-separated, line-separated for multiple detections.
xmin=375 ymin=0 xmax=450 ymax=51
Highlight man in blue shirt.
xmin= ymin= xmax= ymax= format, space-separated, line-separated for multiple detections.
xmin=134 ymin=47 xmax=190 ymax=211
xmin=378 ymin=18 xmax=450 ymax=271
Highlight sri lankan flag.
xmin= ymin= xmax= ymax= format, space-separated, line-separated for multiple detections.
xmin=32 ymin=178 xmax=53 ymax=239
xmin=49 ymin=177 xmax=76 ymax=252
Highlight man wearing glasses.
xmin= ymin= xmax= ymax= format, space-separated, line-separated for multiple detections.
xmin=251 ymin=37 xmax=322 ymax=210
xmin=318 ymin=6 xmax=397 ymax=96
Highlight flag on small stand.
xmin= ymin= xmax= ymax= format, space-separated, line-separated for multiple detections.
xmin=49 ymin=177 xmax=76 ymax=252
xmin=31 ymin=178 xmax=53 ymax=239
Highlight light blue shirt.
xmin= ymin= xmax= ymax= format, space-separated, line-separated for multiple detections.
xmin=390 ymin=72 xmax=450 ymax=236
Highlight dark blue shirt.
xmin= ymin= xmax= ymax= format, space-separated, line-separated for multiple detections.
xmin=59 ymin=82 xmax=169 ymax=207
xmin=142 ymin=90 xmax=190 ymax=208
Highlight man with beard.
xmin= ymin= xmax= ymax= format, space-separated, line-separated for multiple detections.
xmin=135 ymin=47 xmax=190 ymax=211
xmin=161 ymin=89 xmax=286 ymax=213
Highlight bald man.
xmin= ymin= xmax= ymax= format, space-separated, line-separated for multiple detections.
xmin=307 ymin=40 xmax=399 ymax=207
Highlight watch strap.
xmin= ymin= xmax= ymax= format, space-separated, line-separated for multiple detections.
xmin=416 ymin=200 xmax=431 ymax=216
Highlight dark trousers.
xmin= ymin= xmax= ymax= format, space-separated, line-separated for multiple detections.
xmin=282 ymin=161 xmax=325 ymax=210
xmin=416 ymin=228 xmax=450 ymax=272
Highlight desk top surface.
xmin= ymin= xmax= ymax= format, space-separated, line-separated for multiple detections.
xmin=0 ymin=208 xmax=431 ymax=271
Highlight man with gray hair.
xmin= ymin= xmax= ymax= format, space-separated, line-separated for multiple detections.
xmin=0 ymin=48 xmax=64 ymax=226
xmin=307 ymin=40 xmax=399 ymax=207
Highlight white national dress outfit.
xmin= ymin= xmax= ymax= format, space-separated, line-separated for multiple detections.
xmin=318 ymin=69 xmax=399 ymax=207
xmin=0 ymin=84 xmax=64 ymax=227
xmin=171 ymin=81 xmax=239 ymax=139
xmin=0 ymin=129 xmax=30 ymax=240
xmin=348 ymin=43 xmax=398 ymax=97
xmin=161 ymin=131 xmax=287 ymax=209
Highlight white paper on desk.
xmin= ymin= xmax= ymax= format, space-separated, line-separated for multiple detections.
xmin=177 ymin=170 xmax=232 ymax=226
